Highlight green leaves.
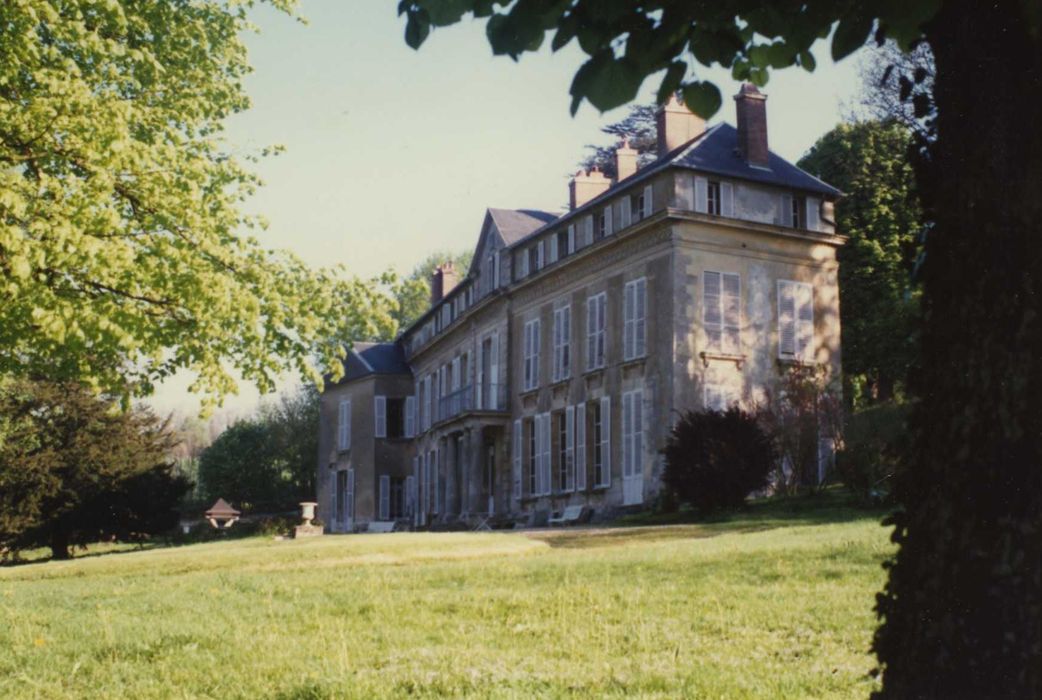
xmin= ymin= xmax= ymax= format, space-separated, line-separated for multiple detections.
xmin=680 ymin=81 xmax=722 ymax=119
xmin=832 ymin=14 xmax=874 ymax=62
xmin=0 ymin=0 xmax=393 ymax=408
xmin=569 ymin=51 xmax=644 ymax=115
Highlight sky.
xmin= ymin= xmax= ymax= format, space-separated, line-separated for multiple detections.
xmin=146 ymin=0 xmax=866 ymax=419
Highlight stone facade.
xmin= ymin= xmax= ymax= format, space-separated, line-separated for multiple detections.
xmin=317 ymin=86 xmax=844 ymax=531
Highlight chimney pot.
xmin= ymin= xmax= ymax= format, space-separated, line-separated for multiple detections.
xmin=656 ymin=93 xmax=706 ymax=156
xmin=734 ymin=83 xmax=769 ymax=167
xmin=430 ymin=262 xmax=459 ymax=305
xmin=614 ymin=138 xmax=638 ymax=181
xmin=568 ymin=167 xmax=611 ymax=210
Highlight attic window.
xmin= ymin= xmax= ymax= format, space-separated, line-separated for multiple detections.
xmin=791 ymin=196 xmax=803 ymax=229
xmin=707 ymin=181 xmax=721 ymax=216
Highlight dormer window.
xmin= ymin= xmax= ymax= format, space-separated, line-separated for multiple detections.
xmin=528 ymin=245 xmax=539 ymax=273
xmin=707 ymin=181 xmax=721 ymax=215
xmin=791 ymin=196 xmax=803 ymax=229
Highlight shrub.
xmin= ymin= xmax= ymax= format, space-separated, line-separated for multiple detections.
xmin=835 ymin=401 xmax=910 ymax=504
xmin=661 ymin=408 xmax=776 ymax=514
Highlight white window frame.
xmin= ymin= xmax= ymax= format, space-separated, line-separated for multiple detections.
xmin=703 ymin=271 xmax=741 ymax=355
xmin=405 ymin=395 xmax=416 ymax=437
xmin=586 ymin=292 xmax=607 ymax=371
xmin=552 ymin=304 xmax=571 ymax=382
xmin=337 ymin=398 xmax=351 ymax=451
xmin=623 ymin=277 xmax=647 ymax=361
xmin=622 ymin=390 xmax=644 ymax=481
xmin=523 ymin=318 xmax=541 ymax=391
xmin=707 ymin=180 xmax=721 ymax=215
xmin=512 ymin=419 xmax=523 ymax=501
xmin=778 ymin=280 xmax=815 ymax=361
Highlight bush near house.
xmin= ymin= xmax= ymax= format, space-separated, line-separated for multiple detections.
xmin=661 ymin=407 xmax=776 ymax=513
xmin=835 ymin=401 xmax=911 ymax=504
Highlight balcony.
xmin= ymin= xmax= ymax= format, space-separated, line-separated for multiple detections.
xmin=436 ymin=383 xmax=508 ymax=423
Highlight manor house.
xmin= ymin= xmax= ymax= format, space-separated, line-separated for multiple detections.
xmin=317 ymin=85 xmax=843 ymax=531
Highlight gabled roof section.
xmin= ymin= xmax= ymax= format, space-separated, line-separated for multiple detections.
xmin=339 ymin=342 xmax=410 ymax=383
xmin=670 ymin=123 xmax=841 ymax=197
xmin=488 ymin=208 xmax=558 ymax=245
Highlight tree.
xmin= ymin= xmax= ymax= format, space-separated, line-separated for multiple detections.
xmin=391 ymin=249 xmax=473 ymax=332
xmin=399 ymin=1 xmax=1042 ymax=694
xmin=858 ymin=41 xmax=936 ymax=144
xmin=196 ymin=384 xmax=319 ymax=510
xmin=661 ymin=407 xmax=775 ymax=514
xmin=578 ymin=103 xmax=657 ymax=178
xmin=0 ymin=1 xmax=388 ymax=407
xmin=0 ymin=379 xmax=191 ymax=560
xmin=798 ymin=121 xmax=923 ymax=405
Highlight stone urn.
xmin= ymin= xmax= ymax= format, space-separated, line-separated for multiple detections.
xmin=299 ymin=502 xmax=318 ymax=526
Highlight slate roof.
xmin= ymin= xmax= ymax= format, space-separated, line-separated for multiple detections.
xmin=669 ymin=123 xmax=841 ymax=197
xmin=487 ymin=208 xmax=559 ymax=245
xmin=340 ymin=342 xmax=410 ymax=382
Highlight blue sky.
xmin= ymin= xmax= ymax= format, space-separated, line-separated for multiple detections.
xmin=148 ymin=0 xmax=866 ymax=417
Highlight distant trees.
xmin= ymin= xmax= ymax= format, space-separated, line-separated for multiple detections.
xmin=0 ymin=379 xmax=191 ymax=560
xmin=391 ymin=249 xmax=473 ymax=332
xmin=197 ymin=385 xmax=318 ymax=511
xmin=578 ymin=103 xmax=658 ymax=178
xmin=661 ymin=408 xmax=776 ymax=514
xmin=798 ymin=121 xmax=923 ymax=406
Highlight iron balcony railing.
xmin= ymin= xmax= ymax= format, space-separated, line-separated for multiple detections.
xmin=436 ymin=383 xmax=507 ymax=422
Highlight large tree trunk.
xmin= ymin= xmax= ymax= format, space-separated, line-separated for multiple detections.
xmin=874 ymin=1 xmax=1042 ymax=697
xmin=49 ymin=528 xmax=71 ymax=561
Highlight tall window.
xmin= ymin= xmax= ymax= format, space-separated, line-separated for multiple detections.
xmin=553 ymin=304 xmax=571 ymax=382
xmin=778 ymin=280 xmax=815 ymax=361
xmin=556 ymin=229 xmax=569 ymax=260
xmin=529 ymin=245 xmax=540 ymax=273
xmin=622 ymin=390 xmax=644 ymax=482
xmin=527 ymin=417 xmax=537 ymax=496
xmin=523 ymin=319 xmax=540 ymax=391
xmin=557 ymin=412 xmax=569 ymax=491
xmin=791 ymin=196 xmax=803 ymax=228
xmin=586 ymin=292 xmax=607 ymax=370
xmin=703 ymin=271 xmax=741 ymax=354
xmin=593 ymin=398 xmax=612 ymax=488
xmin=623 ymin=278 xmax=647 ymax=360
xmin=337 ymin=398 xmax=351 ymax=451
xmin=707 ymin=181 xmax=721 ymax=215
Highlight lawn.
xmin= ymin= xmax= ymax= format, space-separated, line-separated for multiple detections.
xmin=0 ymin=497 xmax=892 ymax=699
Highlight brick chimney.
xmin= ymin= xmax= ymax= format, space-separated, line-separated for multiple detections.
xmin=568 ymin=167 xmax=611 ymax=210
xmin=656 ymin=93 xmax=705 ymax=156
xmin=615 ymin=138 xmax=638 ymax=181
xmin=430 ymin=262 xmax=459 ymax=305
xmin=734 ymin=83 xmax=769 ymax=167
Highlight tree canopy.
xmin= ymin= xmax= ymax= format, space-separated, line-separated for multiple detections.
xmin=578 ymin=103 xmax=657 ymax=178
xmin=391 ymin=249 xmax=473 ymax=333
xmin=0 ymin=0 xmax=389 ymax=406
xmin=798 ymin=121 xmax=922 ymax=405
xmin=0 ymin=379 xmax=191 ymax=560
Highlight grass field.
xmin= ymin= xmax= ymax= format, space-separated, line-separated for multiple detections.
xmin=0 ymin=497 xmax=892 ymax=699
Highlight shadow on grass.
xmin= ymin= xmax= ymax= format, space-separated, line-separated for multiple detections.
xmin=530 ymin=488 xmax=891 ymax=550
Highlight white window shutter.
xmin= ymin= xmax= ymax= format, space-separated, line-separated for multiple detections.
xmin=542 ymin=414 xmax=552 ymax=495
xmin=636 ymin=278 xmax=646 ymax=357
xmin=694 ymin=176 xmax=709 ymax=213
xmin=567 ymin=225 xmax=575 ymax=254
xmin=676 ymin=172 xmax=695 ymax=209
xmin=549 ymin=234 xmax=558 ymax=263
xmin=379 ymin=475 xmax=390 ymax=520
xmin=778 ymin=281 xmax=797 ymax=357
xmin=634 ymin=390 xmax=643 ymax=478
xmin=537 ymin=241 xmax=545 ymax=269
xmin=519 ymin=250 xmax=528 ymax=278
xmin=476 ymin=340 xmax=484 ymax=409
xmin=565 ymin=405 xmax=575 ymax=491
xmin=600 ymin=396 xmax=611 ymax=487
xmin=576 ymin=403 xmax=587 ymax=490
xmin=780 ymin=194 xmax=794 ymax=227
xmin=703 ymin=271 xmax=722 ymax=351
xmin=604 ymin=205 xmax=614 ymax=236
xmin=806 ymin=197 xmax=821 ymax=231
xmin=586 ymin=297 xmax=596 ymax=370
xmin=374 ymin=395 xmax=386 ymax=438
xmin=337 ymin=399 xmax=349 ymax=450
xmin=405 ymin=396 xmax=416 ymax=437
xmin=797 ymin=283 xmax=815 ymax=360
xmin=490 ymin=330 xmax=500 ymax=408
xmin=723 ymin=273 xmax=741 ymax=354
xmin=512 ymin=419 xmax=522 ymax=500
xmin=493 ymin=250 xmax=501 ymax=288
xmin=642 ymin=185 xmax=653 ymax=219
xmin=346 ymin=468 xmax=355 ymax=520
xmin=433 ymin=449 xmax=440 ymax=514
xmin=622 ymin=393 xmax=631 ymax=478
xmin=623 ymin=281 xmax=635 ymax=360
xmin=406 ymin=474 xmax=416 ymax=517
xmin=582 ymin=216 xmax=592 ymax=246
xmin=620 ymin=196 xmax=632 ymax=229
xmin=720 ymin=182 xmax=734 ymax=217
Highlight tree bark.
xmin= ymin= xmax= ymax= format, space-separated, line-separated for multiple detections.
xmin=874 ymin=1 xmax=1042 ymax=696
xmin=49 ymin=528 xmax=71 ymax=561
